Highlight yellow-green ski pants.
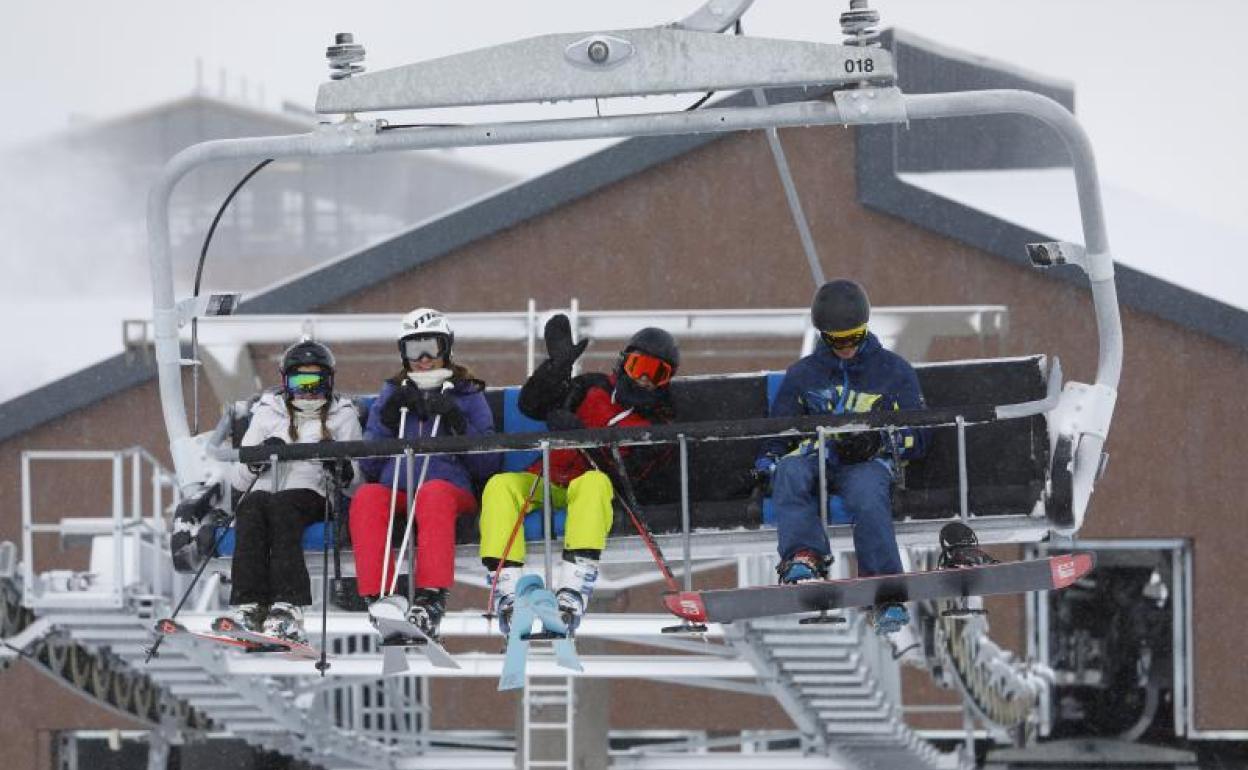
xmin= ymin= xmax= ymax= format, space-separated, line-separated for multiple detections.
xmin=478 ymin=471 xmax=614 ymax=563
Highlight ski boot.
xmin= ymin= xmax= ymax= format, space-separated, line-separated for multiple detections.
xmin=486 ymin=566 xmax=523 ymax=636
xmin=938 ymin=522 xmax=999 ymax=568
xmin=776 ymin=549 xmax=830 ymax=585
xmin=871 ymin=602 xmax=910 ymax=635
xmin=263 ymin=602 xmax=307 ymax=645
xmin=554 ymin=556 xmax=600 ymax=636
xmin=367 ymin=594 xmax=410 ymax=629
xmin=216 ymin=602 xmax=265 ymax=633
xmin=407 ymin=588 xmax=449 ymax=640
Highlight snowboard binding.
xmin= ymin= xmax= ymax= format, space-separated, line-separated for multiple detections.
xmin=938 ymin=522 xmax=1000 ymax=569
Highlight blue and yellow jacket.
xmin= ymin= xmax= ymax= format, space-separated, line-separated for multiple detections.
xmin=760 ymin=332 xmax=927 ymax=462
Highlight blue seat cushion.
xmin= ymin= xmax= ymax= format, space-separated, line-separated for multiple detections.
xmin=214 ymin=522 xmax=334 ymax=557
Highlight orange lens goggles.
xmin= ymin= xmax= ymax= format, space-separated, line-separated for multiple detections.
xmin=621 ymin=351 xmax=674 ymax=387
xmin=821 ymin=324 xmax=868 ymax=350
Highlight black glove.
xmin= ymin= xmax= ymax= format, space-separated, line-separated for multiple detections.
xmin=834 ymin=430 xmax=883 ymax=464
xmin=544 ymin=408 xmax=584 ymax=432
xmin=544 ymin=314 xmax=590 ymax=368
xmin=380 ymin=383 xmax=424 ymax=431
xmin=247 ymin=436 xmax=286 ymax=474
xmin=424 ymin=390 xmax=468 ymax=435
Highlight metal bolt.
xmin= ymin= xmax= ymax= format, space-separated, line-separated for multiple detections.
xmin=587 ymin=40 xmax=610 ymax=64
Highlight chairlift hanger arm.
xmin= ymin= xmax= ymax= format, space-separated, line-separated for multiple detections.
xmin=671 ymin=0 xmax=755 ymax=33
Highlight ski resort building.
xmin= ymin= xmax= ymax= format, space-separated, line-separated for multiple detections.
xmin=0 ymin=18 xmax=1244 ymax=770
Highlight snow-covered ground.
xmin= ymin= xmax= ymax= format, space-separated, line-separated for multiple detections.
xmin=899 ymin=168 xmax=1247 ymax=314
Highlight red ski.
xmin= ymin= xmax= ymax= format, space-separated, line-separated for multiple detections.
xmin=663 ymin=553 xmax=1095 ymax=624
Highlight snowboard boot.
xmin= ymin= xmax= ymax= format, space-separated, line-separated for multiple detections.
xmin=486 ymin=566 xmax=523 ymax=637
xmin=407 ymin=588 xmax=449 ymax=640
xmin=216 ymin=602 xmax=265 ymax=633
xmin=367 ymin=594 xmax=410 ymax=629
xmin=872 ymin=602 xmax=910 ymax=635
xmin=554 ymin=556 xmax=600 ymax=636
xmin=938 ymin=522 xmax=999 ymax=569
xmin=263 ymin=602 xmax=307 ymax=645
xmin=777 ymin=549 xmax=830 ymax=584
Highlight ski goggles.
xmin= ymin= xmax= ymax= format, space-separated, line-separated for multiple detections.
xmin=821 ymin=324 xmax=868 ymax=351
xmin=621 ymin=350 xmax=674 ymax=387
xmin=284 ymin=371 xmax=331 ymax=396
xmin=400 ymin=334 xmax=448 ymax=362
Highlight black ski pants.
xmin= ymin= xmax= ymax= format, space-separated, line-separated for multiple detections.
xmin=229 ymin=488 xmax=326 ymax=606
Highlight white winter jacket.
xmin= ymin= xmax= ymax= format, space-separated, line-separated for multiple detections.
xmin=229 ymin=389 xmax=362 ymax=495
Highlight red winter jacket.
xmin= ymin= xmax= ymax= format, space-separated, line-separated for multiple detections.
xmin=526 ymin=374 xmax=657 ymax=486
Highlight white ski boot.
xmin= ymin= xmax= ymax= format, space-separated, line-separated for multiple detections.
xmin=367 ymin=594 xmax=410 ymax=629
xmin=217 ymin=602 xmax=265 ymax=633
xmin=263 ymin=602 xmax=307 ymax=645
xmin=486 ymin=566 xmax=523 ymax=636
xmin=554 ymin=556 xmax=599 ymax=636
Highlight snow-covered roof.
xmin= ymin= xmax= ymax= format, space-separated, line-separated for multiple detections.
xmin=898 ymin=168 xmax=1247 ymax=315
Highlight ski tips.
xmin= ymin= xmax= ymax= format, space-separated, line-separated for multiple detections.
xmin=662 ymin=591 xmax=708 ymax=623
xmin=1049 ymin=552 xmax=1096 ymax=589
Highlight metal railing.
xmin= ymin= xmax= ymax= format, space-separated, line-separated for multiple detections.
xmin=20 ymin=448 xmax=178 ymax=610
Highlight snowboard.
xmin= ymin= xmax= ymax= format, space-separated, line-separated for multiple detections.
xmin=373 ymin=615 xmax=461 ymax=674
xmin=210 ymin=617 xmax=320 ymax=660
xmin=499 ymin=574 xmax=583 ymax=692
xmin=663 ymin=552 xmax=1095 ymax=624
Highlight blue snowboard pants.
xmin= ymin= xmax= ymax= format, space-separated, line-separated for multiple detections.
xmin=772 ymin=451 xmax=903 ymax=577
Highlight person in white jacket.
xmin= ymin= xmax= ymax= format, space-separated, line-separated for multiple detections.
xmin=221 ymin=340 xmax=361 ymax=644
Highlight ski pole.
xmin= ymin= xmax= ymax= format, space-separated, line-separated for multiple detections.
xmin=145 ymin=474 xmax=260 ymax=662
xmin=315 ymin=462 xmax=340 ymax=675
xmin=377 ymin=406 xmax=410 ymax=600
xmin=484 ymin=472 xmax=543 ymax=624
xmin=582 ymin=447 xmax=681 ymax=594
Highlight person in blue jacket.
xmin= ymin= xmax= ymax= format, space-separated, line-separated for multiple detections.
xmin=755 ymin=280 xmax=927 ymax=634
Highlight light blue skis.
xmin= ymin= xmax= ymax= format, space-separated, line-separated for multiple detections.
xmin=498 ymin=574 xmax=583 ymax=691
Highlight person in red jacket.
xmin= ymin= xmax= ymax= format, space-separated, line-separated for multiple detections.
xmin=479 ymin=314 xmax=679 ymax=634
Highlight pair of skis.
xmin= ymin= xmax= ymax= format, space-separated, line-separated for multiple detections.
xmin=498 ymin=574 xmax=583 ymax=691
xmin=155 ymin=617 xmax=319 ymax=660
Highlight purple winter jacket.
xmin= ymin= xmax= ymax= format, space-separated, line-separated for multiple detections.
xmin=359 ymin=378 xmax=501 ymax=495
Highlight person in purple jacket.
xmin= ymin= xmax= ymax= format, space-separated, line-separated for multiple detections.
xmin=349 ymin=308 xmax=501 ymax=638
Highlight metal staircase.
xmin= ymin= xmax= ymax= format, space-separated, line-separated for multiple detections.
xmin=728 ymin=555 xmax=963 ymax=770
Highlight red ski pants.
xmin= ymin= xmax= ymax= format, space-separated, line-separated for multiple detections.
xmin=349 ymin=480 xmax=477 ymax=595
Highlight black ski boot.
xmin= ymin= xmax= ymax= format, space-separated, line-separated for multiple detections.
xmin=407 ymin=588 xmax=449 ymax=640
xmin=938 ymin=522 xmax=999 ymax=568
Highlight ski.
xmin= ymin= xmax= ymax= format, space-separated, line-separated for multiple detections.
xmin=211 ymin=617 xmax=320 ymax=660
xmin=498 ymin=575 xmax=583 ymax=691
xmin=373 ymin=616 xmax=461 ymax=672
xmin=153 ymin=618 xmax=263 ymax=651
xmin=663 ymin=553 xmax=1096 ymax=624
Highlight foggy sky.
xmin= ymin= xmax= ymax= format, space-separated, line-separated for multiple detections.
xmin=4 ymin=0 xmax=1246 ymax=229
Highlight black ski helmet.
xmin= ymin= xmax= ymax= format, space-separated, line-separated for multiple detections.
xmin=280 ymin=339 xmax=336 ymax=392
xmin=623 ymin=327 xmax=680 ymax=369
xmin=811 ymin=279 xmax=870 ymax=333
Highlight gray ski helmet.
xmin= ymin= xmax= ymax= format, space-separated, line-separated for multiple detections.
xmin=811 ymin=279 xmax=870 ymax=333
xmin=281 ymin=339 xmax=336 ymax=374
xmin=624 ymin=327 xmax=680 ymax=369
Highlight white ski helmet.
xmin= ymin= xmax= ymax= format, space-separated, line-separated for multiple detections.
xmin=398 ymin=307 xmax=454 ymax=364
